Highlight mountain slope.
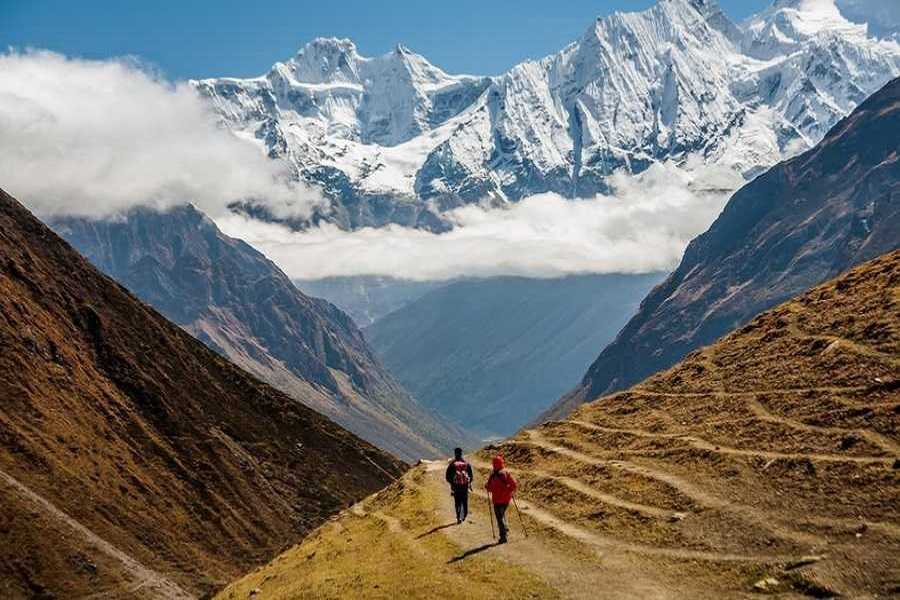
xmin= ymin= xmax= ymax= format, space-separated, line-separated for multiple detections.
xmin=0 ymin=188 xmax=406 ymax=598
xmin=365 ymin=274 xmax=665 ymax=436
xmin=217 ymin=250 xmax=899 ymax=599
xmin=546 ymin=74 xmax=900 ymax=420
xmin=51 ymin=207 xmax=471 ymax=460
xmin=296 ymin=276 xmax=446 ymax=327
xmin=194 ymin=0 xmax=900 ymax=230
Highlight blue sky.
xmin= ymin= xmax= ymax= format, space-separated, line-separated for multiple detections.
xmin=2 ymin=0 xmax=772 ymax=79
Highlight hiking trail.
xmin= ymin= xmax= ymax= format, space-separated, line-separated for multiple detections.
xmin=0 ymin=468 xmax=193 ymax=600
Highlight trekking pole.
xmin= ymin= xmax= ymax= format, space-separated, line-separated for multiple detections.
xmin=512 ymin=496 xmax=528 ymax=538
xmin=487 ymin=492 xmax=495 ymax=539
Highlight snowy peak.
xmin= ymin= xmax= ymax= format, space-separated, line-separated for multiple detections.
xmin=664 ymin=0 xmax=725 ymax=20
xmin=742 ymin=0 xmax=872 ymax=58
xmin=281 ymin=37 xmax=463 ymax=91
xmin=275 ymin=39 xmax=484 ymax=144
xmin=651 ymin=0 xmax=740 ymax=39
xmin=286 ymin=37 xmax=363 ymax=84
xmin=193 ymin=0 xmax=900 ymax=230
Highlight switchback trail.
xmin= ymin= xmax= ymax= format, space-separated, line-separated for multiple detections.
xmin=216 ymin=253 xmax=900 ymax=599
xmin=215 ymin=458 xmax=832 ymax=599
xmin=0 ymin=468 xmax=193 ymax=600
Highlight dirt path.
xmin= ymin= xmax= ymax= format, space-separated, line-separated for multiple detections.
xmin=520 ymin=430 xmax=828 ymax=547
xmin=743 ymin=396 xmax=900 ymax=456
xmin=567 ymin=419 xmax=896 ymax=464
xmin=468 ymin=456 xmax=678 ymax=520
xmin=0 ymin=468 xmax=193 ymax=600
xmin=422 ymin=462 xmax=682 ymax=599
xmin=609 ymin=385 xmax=876 ymax=400
xmin=784 ymin=315 xmax=900 ymax=366
xmin=215 ymin=456 xmax=851 ymax=599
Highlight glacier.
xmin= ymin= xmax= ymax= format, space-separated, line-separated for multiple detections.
xmin=191 ymin=0 xmax=900 ymax=230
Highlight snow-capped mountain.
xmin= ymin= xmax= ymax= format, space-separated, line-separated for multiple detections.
xmin=192 ymin=0 xmax=900 ymax=230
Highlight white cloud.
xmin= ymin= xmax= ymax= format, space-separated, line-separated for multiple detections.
xmin=0 ymin=50 xmax=323 ymax=219
xmin=0 ymin=50 xmax=746 ymax=282
xmin=216 ymin=162 xmax=745 ymax=281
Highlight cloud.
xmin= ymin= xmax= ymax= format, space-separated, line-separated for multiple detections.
xmin=0 ymin=50 xmax=745 ymax=282
xmin=216 ymin=161 xmax=745 ymax=281
xmin=0 ymin=50 xmax=323 ymax=219
xmin=837 ymin=0 xmax=900 ymax=39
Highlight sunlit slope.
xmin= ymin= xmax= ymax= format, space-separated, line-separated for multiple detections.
xmin=214 ymin=464 xmax=563 ymax=600
xmin=219 ymin=250 xmax=899 ymax=599
xmin=492 ymin=249 xmax=900 ymax=597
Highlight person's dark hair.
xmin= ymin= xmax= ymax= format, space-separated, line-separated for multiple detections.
xmin=454 ymin=447 xmax=463 ymax=459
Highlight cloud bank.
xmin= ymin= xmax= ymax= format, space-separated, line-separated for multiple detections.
xmin=0 ymin=50 xmax=321 ymax=219
xmin=1 ymin=50 xmax=745 ymax=281
xmin=217 ymin=162 xmax=744 ymax=281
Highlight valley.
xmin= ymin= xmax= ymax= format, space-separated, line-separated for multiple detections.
xmin=364 ymin=273 xmax=665 ymax=436
xmin=2 ymin=0 xmax=899 ymax=597
xmin=217 ymin=249 xmax=900 ymax=599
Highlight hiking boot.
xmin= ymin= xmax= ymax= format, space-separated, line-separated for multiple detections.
xmin=498 ymin=537 xmax=508 ymax=544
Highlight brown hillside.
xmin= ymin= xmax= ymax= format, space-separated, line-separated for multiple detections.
xmin=0 ymin=188 xmax=406 ymax=599
xmin=493 ymin=249 xmax=899 ymax=596
xmin=218 ymin=250 xmax=898 ymax=599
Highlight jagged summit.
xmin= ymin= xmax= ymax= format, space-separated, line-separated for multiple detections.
xmin=193 ymin=35 xmax=487 ymax=151
xmin=285 ymin=37 xmax=362 ymax=84
xmin=662 ymin=0 xmax=729 ymax=20
xmin=279 ymin=37 xmax=460 ymax=90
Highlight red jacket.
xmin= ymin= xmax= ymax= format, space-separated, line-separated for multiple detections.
xmin=485 ymin=469 xmax=517 ymax=505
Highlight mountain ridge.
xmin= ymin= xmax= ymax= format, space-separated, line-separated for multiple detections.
xmin=0 ymin=187 xmax=405 ymax=598
xmin=193 ymin=0 xmax=900 ymax=230
xmin=51 ymin=205 xmax=471 ymax=460
xmin=543 ymin=74 xmax=900 ymax=421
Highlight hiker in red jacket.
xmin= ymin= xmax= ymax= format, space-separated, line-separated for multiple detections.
xmin=485 ymin=454 xmax=518 ymax=543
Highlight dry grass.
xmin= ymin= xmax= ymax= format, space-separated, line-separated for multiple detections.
xmin=215 ymin=468 xmax=560 ymax=600
xmin=219 ymin=251 xmax=900 ymax=599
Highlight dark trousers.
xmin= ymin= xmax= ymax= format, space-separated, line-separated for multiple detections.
xmin=493 ymin=503 xmax=509 ymax=540
xmin=452 ymin=486 xmax=469 ymax=522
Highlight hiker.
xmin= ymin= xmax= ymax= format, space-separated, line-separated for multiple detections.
xmin=445 ymin=447 xmax=474 ymax=524
xmin=485 ymin=454 xmax=518 ymax=544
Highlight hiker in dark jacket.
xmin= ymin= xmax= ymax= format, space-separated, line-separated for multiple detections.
xmin=485 ymin=454 xmax=518 ymax=543
xmin=445 ymin=447 xmax=474 ymax=524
